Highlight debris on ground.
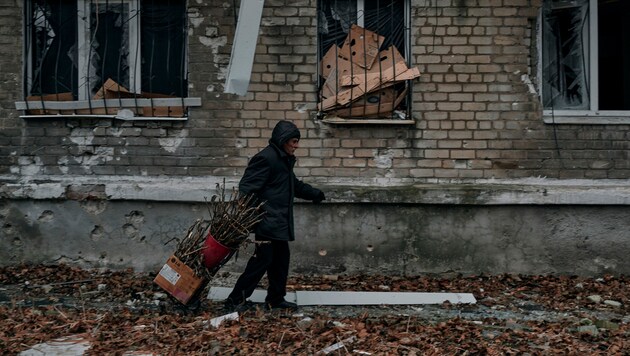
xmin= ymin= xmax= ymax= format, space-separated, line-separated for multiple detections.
xmin=1 ymin=264 xmax=629 ymax=354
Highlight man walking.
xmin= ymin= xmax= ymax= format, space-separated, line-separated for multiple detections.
xmin=225 ymin=120 xmax=325 ymax=311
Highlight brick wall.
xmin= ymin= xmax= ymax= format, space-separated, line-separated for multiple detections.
xmin=1 ymin=0 xmax=629 ymax=182
xmin=413 ymin=0 xmax=546 ymax=179
xmin=0 ymin=1 xmax=22 ymax=174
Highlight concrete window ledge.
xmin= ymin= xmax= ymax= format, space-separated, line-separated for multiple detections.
xmin=2 ymin=175 xmax=630 ymax=205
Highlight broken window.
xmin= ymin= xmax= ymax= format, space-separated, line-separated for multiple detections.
xmin=317 ymin=0 xmax=419 ymax=121
xmin=542 ymin=0 xmax=630 ymax=113
xmin=21 ymin=0 xmax=197 ymax=118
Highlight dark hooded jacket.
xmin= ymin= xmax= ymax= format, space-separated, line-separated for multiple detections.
xmin=239 ymin=120 xmax=322 ymax=241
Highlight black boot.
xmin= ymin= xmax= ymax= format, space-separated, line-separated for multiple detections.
xmin=265 ymin=300 xmax=298 ymax=311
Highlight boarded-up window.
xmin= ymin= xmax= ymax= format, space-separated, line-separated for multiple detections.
xmin=317 ymin=0 xmax=419 ymax=120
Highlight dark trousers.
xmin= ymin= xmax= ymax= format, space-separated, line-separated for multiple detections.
xmin=227 ymin=239 xmax=290 ymax=305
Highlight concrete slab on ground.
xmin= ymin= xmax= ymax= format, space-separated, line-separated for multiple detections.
xmin=207 ymin=286 xmax=476 ymax=305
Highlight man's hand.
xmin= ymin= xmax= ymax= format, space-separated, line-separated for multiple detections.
xmin=313 ymin=191 xmax=325 ymax=204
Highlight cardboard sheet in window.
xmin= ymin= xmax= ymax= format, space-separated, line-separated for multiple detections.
xmin=318 ymin=25 xmax=419 ymax=118
xmin=337 ymin=24 xmax=385 ymax=70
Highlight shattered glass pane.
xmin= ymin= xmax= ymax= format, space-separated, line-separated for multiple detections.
xmin=542 ymin=0 xmax=590 ymax=110
xmin=318 ymin=0 xmax=405 ymax=60
xmin=318 ymin=0 xmax=357 ymax=53
xmin=364 ymin=0 xmax=405 ymax=52
xmin=141 ymin=0 xmax=187 ymax=96
xmin=29 ymin=0 xmax=77 ymax=97
xmin=87 ymin=3 xmax=130 ymax=96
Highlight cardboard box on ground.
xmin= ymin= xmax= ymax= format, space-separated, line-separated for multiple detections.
xmin=319 ymin=24 xmax=421 ymax=119
xmin=25 ymin=78 xmax=186 ymax=117
xmin=153 ymin=254 xmax=207 ymax=305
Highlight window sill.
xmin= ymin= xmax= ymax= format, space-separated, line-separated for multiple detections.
xmin=322 ymin=116 xmax=415 ymax=125
xmin=15 ymin=97 xmax=201 ymax=121
xmin=20 ymin=114 xmax=188 ymax=121
xmin=543 ymin=112 xmax=630 ymax=125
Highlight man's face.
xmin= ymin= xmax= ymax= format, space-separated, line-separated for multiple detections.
xmin=282 ymin=138 xmax=300 ymax=156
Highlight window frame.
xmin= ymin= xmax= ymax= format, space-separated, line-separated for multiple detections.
xmin=76 ymin=0 xmax=141 ymax=100
xmin=540 ymin=0 xmax=630 ymax=124
xmin=19 ymin=0 xmax=199 ymax=120
xmin=316 ymin=0 xmax=415 ymax=125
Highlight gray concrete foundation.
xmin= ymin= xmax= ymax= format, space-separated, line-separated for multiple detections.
xmin=2 ymin=198 xmax=629 ymax=276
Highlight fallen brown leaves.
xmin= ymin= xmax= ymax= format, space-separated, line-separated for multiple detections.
xmin=290 ymin=273 xmax=630 ymax=311
xmin=1 ymin=264 xmax=629 ymax=355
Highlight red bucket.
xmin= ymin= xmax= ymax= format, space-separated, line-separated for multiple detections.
xmin=202 ymin=233 xmax=232 ymax=268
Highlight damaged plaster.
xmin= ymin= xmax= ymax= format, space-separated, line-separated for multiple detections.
xmin=13 ymin=156 xmax=44 ymax=176
xmin=373 ymin=149 xmax=394 ymax=169
xmin=61 ymin=128 xmax=116 ymax=171
xmin=79 ymin=147 xmax=114 ymax=170
xmin=69 ymin=128 xmax=94 ymax=146
xmin=2 ymin=176 xmax=630 ymax=274
xmin=195 ymin=10 xmax=226 ymax=56
xmin=158 ymin=130 xmax=188 ymax=153
xmin=57 ymin=157 xmax=69 ymax=174
xmin=37 ymin=210 xmax=54 ymax=223
xmin=199 ymin=33 xmax=227 ymax=54
xmin=123 ymin=210 xmax=146 ymax=240
xmin=3 ymin=176 xmax=630 ymax=205
xmin=295 ymin=103 xmax=316 ymax=113
xmin=187 ymin=7 xmax=204 ymax=28
xmin=80 ymin=200 xmax=108 ymax=215
xmin=90 ymin=225 xmax=105 ymax=241
xmin=521 ymin=73 xmax=538 ymax=95
xmin=66 ymin=184 xmax=107 ymax=201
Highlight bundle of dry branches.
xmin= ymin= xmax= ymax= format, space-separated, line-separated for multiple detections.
xmin=173 ymin=219 xmax=213 ymax=279
xmin=207 ymin=185 xmax=265 ymax=248
xmin=172 ymin=183 xmax=265 ymax=280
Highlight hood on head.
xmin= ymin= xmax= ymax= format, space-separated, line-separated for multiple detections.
xmin=269 ymin=120 xmax=301 ymax=147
